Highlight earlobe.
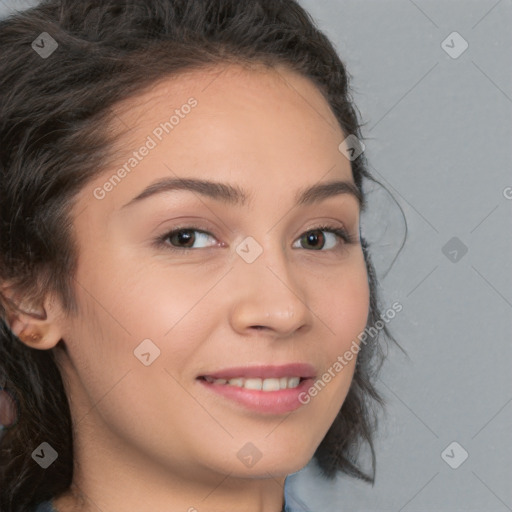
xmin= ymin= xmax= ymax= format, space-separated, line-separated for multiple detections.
xmin=17 ymin=325 xmax=43 ymax=344
xmin=0 ymin=286 xmax=64 ymax=350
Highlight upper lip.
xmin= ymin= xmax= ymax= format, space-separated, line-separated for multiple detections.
xmin=198 ymin=363 xmax=316 ymax=380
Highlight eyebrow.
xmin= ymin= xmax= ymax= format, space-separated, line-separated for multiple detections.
xmin=120 ymin=177 xmax=363 ymax=210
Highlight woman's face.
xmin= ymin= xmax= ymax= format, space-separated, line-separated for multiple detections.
xmin=54 ymin=63 xmax=369 ymax=492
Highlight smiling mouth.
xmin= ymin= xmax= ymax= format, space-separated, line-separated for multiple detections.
xmin=198 ymin=375 xmax=306 ymax=391
xmin=196 ymin=364 xmax=315 ymax=414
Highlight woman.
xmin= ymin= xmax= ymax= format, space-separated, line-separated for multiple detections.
xmin=0 ymin=1 xmax=394 ymax=511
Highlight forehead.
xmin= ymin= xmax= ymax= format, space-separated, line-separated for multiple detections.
xmin=79 ymin=62 xmax=354 ymax=218
xmin=110 ymin=62 xmax=344 ymax=159
xmin=114 ymin=62 xmax=337 ymax=124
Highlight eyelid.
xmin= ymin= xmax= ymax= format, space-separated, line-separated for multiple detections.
xmin=153 ymin=223 xmax=356 ymax=252
xmin=154 ymin=225 xmax=219 ymax=250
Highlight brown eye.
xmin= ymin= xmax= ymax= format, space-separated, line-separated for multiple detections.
xmin=300 ymin=230 xmax=326 ymax=250
xmin=159 ymin=228 xmax=217 ymax=250
xmin=169 ymin=229 xmax=196 ymax=248
xmin=294 ymin=226 xmax=349 ymax=251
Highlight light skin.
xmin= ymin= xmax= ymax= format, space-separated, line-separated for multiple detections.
xmin=3 ymin=63 xmax=369 ymax=512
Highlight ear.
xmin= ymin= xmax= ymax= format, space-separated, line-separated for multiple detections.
xmin=0 ymin=284 xmax=65 ymax=350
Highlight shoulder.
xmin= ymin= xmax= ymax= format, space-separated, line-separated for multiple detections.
xmin=32 ymin=501 xmax=57 ymax=512
xmin=284 ymin=475 xmax=312 ymax=512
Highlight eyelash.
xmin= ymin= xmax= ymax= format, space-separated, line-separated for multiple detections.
xmin=153 ymin=224 xmax=356 ymax=253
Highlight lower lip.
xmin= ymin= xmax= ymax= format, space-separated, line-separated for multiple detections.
xmin=197 ymin=378 xmax=314 ymax=415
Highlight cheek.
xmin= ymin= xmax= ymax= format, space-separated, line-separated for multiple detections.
xmin=67 ymin=252 xmax=220 ymax=411
xmin=305 ymin=255 xmax=369 ymax=409
xmin=74 ymin=245 xmax=200 ymax=341
xmin=320 ymin=255 xmax=370 ymax=351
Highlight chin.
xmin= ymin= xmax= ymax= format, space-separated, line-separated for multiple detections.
xmin=226 ymin=441 xmax=318 ymax=479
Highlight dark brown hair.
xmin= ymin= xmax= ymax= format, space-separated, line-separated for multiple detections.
xmin=0 ymin=1 xmax=393 ymax=509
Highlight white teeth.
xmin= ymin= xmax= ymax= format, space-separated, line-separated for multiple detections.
xmin=262 ymin=378 xmax=281 ymax=391
xmin=244 ymin=378 xmax=263 ymax=390
xmin=287 ymin=377 xmax=300 ymax=388
xmin=205 ymin=376 xmax=302 ymax=391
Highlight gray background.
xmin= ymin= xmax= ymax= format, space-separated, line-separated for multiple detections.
xmin=1 ymin=1 xmax=511 ymax=511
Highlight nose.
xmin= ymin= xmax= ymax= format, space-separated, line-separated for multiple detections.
xmin=228 ymin=244 xmax=313 ymax=339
